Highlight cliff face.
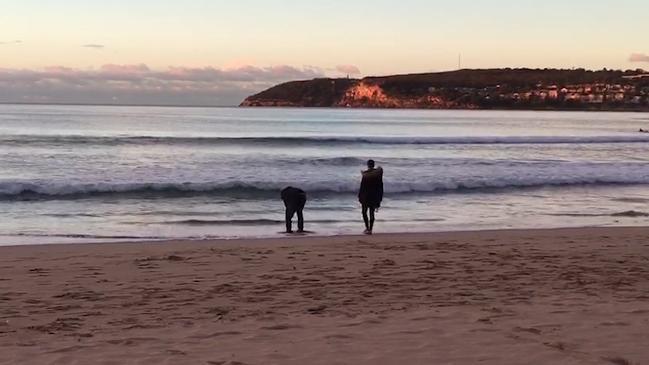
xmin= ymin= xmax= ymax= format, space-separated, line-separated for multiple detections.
xmin=336 ymin=81 xmax=477 ymax=109
xmin=239 ymin=78 xmax=357 ymax=107
xmin=240 ymin=69 xmax=649 ymax=110
xmin=241 ymin=79 xmax=476 ymax=109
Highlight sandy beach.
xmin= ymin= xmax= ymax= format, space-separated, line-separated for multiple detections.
xmin=1 ymin=227 xmax=649 ymax=364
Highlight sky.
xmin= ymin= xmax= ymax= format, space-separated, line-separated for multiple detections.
xmin=1 ymin=0 xmax=648 ymax=106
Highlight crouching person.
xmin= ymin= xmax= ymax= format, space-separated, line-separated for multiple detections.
xmin=281 ymin=186 xmax=307 ymax=233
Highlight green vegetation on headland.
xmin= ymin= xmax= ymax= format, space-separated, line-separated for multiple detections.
xmin=240 ymin=68 xmax=649 ymax=111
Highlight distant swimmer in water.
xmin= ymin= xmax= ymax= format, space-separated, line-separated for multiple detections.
xmin=358 ymin=159 xmax=383 ymax=235
xmin=281 ymin=186 xmax=307 ymax=233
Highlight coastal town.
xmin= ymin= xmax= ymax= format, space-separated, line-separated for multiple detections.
xmin=454 ymin=73 xmax=649 ymax=108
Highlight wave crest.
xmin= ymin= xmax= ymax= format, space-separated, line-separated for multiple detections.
xmin=3 ymin=134 xmax=649 ymax=146
xmin=2 ymin=177 xmax=649 ymax=201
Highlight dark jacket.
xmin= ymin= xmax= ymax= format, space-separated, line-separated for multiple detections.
xmin=358 ymin=167 xmax=383 ymax=208
xmin=281 ymin=186 xmax=307 ymax=208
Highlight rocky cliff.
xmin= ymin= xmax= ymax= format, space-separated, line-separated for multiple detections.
xmin=239 ymin=78 xmax=356 ymax=107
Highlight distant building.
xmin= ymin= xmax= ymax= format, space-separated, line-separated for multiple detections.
xmin=548 ymin=86 xmax=559 ymax=99
xmin=565 ymin=93 xmax=580 ymax=101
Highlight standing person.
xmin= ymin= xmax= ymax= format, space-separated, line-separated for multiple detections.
xmin=281 ymin=186 xmax=307 ymax=233
xmin=358 ymin=159 xmax=383 ymax=234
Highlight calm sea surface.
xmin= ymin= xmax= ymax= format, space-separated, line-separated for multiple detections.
xmin=1 ymin=105 xmax=649 ymax=245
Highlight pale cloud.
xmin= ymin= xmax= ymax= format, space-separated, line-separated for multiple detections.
xmin=629 ymin=53 xmax=649 ymax=63
xmin=155 ymin=65 xmax=323 ymax=83
xmin=82 ymin=44 xmax=105 ymax=49
xmin=335 ymin=64 xmax=361 ymax=75
xmin=0 ymin=40 xmax=22 ymax=45
xmin=0 ymin=64 xmax=325 ymax=106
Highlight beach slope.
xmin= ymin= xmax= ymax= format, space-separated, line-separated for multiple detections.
xmin=1 ymin=227 xmax=649 ymax=364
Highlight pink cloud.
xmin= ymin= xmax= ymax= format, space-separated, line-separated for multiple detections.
xmin=43 ymin=66 xmax=76 ymax=73
xmin=0 ymin=64 xmax=326 ymax=106
xmin=100 ymin=64 xmax=150 ymax=73
xmin=629 ymin=53 xmax=649 ymax=63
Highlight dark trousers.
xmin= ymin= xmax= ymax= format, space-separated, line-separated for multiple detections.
xmin=362 ymin=205 xmax=375 ymax=231
xmin=285 ymin=201 xmax=305 ymax=232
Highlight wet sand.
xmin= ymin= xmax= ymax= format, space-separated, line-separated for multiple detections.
xmin=1 ymin=227 xmax=649 ymax=364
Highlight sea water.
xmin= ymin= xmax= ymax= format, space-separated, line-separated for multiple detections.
xmin=1 ymin=104 xmax=649 ymax=245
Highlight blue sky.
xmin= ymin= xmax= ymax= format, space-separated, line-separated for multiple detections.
xmin=1 ymin=0 xmax=648 ymax=105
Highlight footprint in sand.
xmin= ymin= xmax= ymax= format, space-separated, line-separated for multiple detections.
xmin=260 ymin=324 xmax=304 ymax=331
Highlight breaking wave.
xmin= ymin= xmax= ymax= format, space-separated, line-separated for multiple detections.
xmin=2 ymin=177 xmax=649 ymax=201
xmin=3 ymin=134 xmax=649 ymax=146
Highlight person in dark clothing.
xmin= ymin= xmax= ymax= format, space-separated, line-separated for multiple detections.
xmin=358 ymin=159 xmax=383 ymax=234
xmin=281 ymin=186 xmax=307 ymax=233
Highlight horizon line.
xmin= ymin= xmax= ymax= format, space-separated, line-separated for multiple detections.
xmin=0 ymin=102 xmax=238 ymax=108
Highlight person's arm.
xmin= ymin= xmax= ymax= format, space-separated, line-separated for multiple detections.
xmin=378 ymin=168 xmax=384 ymax=205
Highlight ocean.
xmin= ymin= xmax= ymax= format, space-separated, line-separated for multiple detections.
xmin=1 ymin=104 xmax=649 ymax=245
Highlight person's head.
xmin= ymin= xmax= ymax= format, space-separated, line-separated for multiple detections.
xmin=367 ymin=159 xmax=375 ymax=169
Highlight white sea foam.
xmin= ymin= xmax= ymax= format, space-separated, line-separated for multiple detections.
xmin=2 ymin=167 xmax=649 ymax=200
xmin=3 ymin=134 xmax=649 ymax=146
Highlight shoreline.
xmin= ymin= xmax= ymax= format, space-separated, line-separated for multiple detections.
xmin=3 ymin=226 xmax=649 ymax=363
xmin=3 ymin=103 xmax=649 ymax=113
xmin=239 ymin=105 xmax=649 ymax=113
xmin=0 ymin=225 xmax=645 ymax=249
